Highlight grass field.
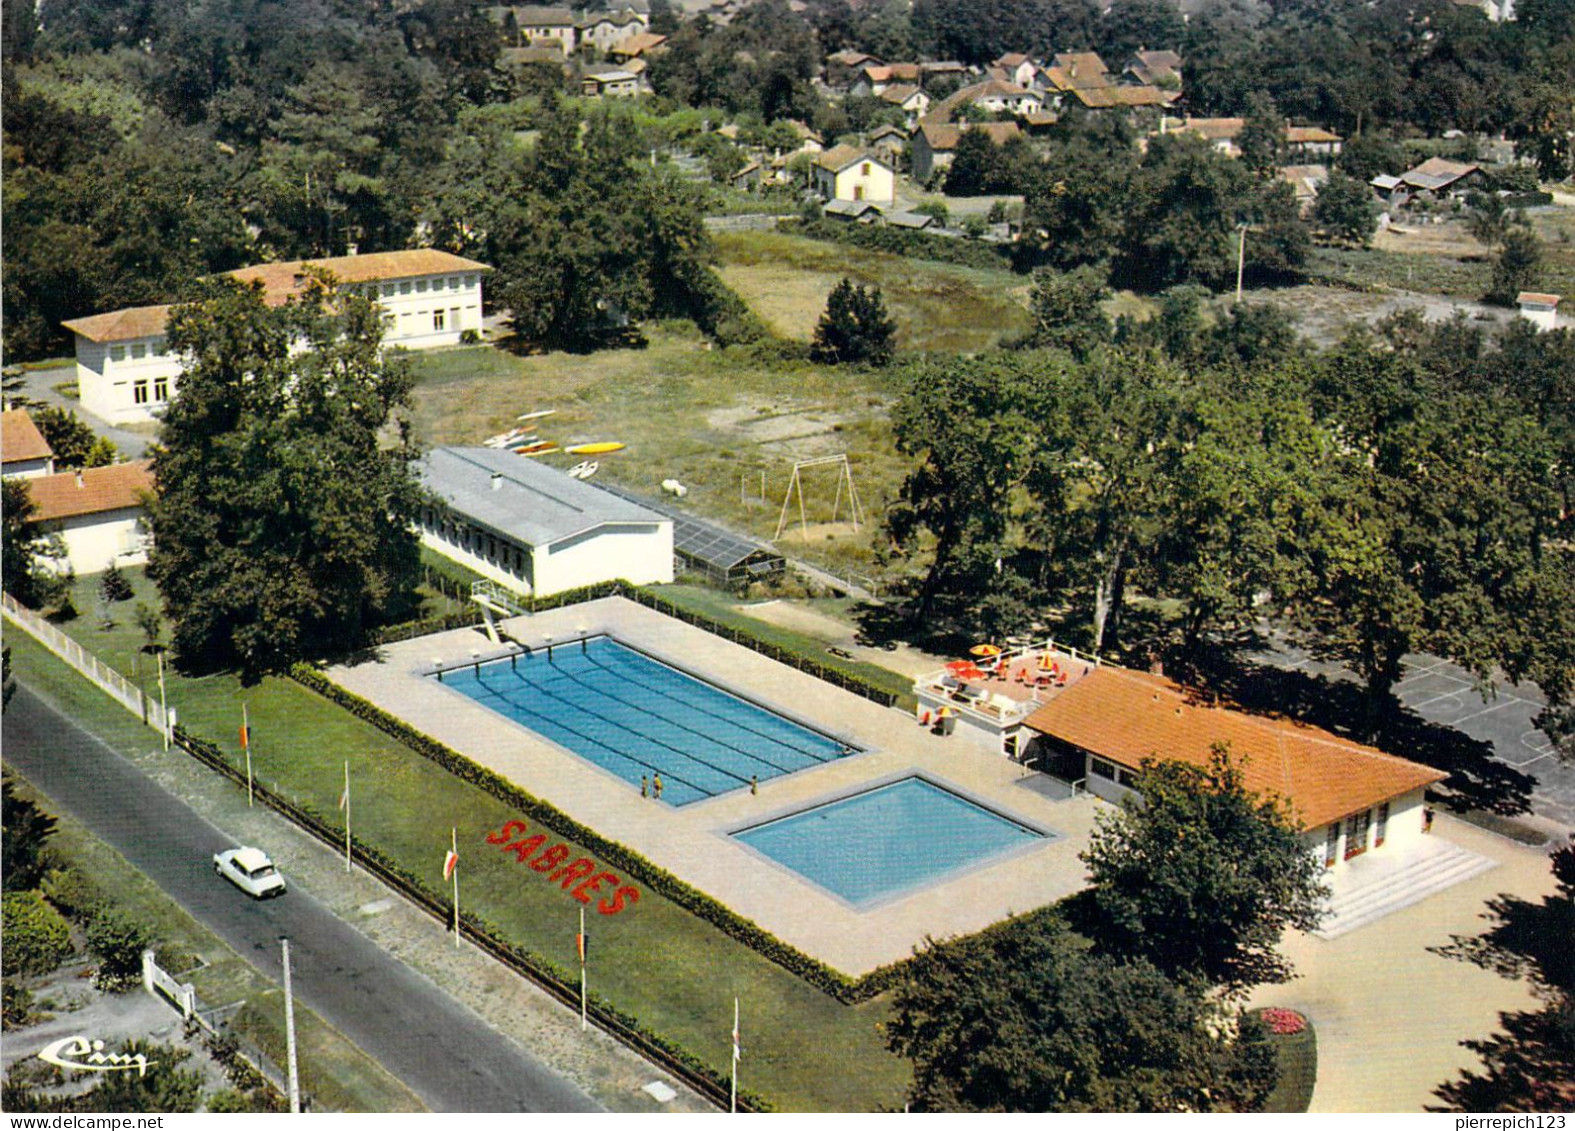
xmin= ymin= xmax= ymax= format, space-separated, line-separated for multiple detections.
xmin=405 ymin=329 xmax=916 ymax=584
xmin=2 ymin=725 xmax=424 ymax=1113
xmin=713 ymin=230 xmax=1031 ymax=353
xmin=35 ymin=570 xmax=913 ymax=1111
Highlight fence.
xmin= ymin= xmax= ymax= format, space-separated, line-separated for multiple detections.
xmin=2 ymin=593 xmax=168 ymax=733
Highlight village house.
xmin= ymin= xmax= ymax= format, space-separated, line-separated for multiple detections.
xmin=23 ymin=460 xmax=156 ymax=576
xmin=878 ymin=84 xmax=931 ymax=128
xmin=825 ymin=49 xmax=883 ymax=88
xmin=936 ymin=78 xmax=1044 ymax=119
xmin=504 ymin=5 xmax=580 ymax=51
xmin=578 ymin=11 xmax=647 ymax=54
xmin=581 ymin=66 xmax=643 ymax=96
xmin=811 ymin=145 xmax=896 ymax=205
xmin=1516 ymin=292 xmax=1561 ymax=331
xmin=990 ymin=52 xmax=1039 ymax=89
xmin=868 ymin=122 xmax=908 ymax=163
xmin=2 ymin=410 xmax=55 ymax=480
xmin=606 ymin=31 xmax=666 ymax=63
xmin=1376 ymin=156 xmax=1485 ymax=204
xmin=1279 ymin=164 xmax=1330 ymax=213
xmin=1123 ymin=49 xmax=1182 ymax=88
xmin=62 ymin=250 xmax=491 ymax=426
xmin=417 ymin=446 xmax=674 ymax=599
xmin=911 ymin=120 xmax=1020 ymax=184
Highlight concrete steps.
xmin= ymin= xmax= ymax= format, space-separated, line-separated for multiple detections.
xmin=1314 ymin=840 xmax=1497 ymax=940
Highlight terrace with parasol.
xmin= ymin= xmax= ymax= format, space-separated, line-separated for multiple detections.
xmin=912 ymin=639 xmax=1104 ymax=758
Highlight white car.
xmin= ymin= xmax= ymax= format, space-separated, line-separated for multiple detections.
xmin=213 ymin=847 xmax=287 ymax=899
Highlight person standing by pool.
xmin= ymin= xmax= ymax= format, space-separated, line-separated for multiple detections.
xmin=653 ymin=773 xmax=664 ymax=800
xmin=641 ymin=774 xmax=649 ymax=798
xmin=750 ymin=775 xmax=758 ymax=796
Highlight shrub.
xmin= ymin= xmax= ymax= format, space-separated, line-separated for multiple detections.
xmin=85 ymin=909 xmax=153 ymax=991
xmin=1 ymin=891 xmax=74 ymax=976
xmin=40 ymin=865 xmax=101 ymax=919
xmin=100 ymin=562 xmax=134 ymax=603
xmin=1259 ymin=1006 xmax=1308 ymax=1035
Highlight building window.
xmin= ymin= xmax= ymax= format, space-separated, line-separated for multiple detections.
xmin=152 ymin=338 xmax=166 ymax=357
xmin=133 ymin=380 xmax=150 ymax=405
xmin=448 ymin=276 xmax=460 ymax=291
xmin=383 ymin=283 xmax=396 ymax=297
xmin=399 ymin=281 xmax=412 ymax=295
xmin=110 ymin=346 xmax=126 ymax=363
xmin=416 ymin=279 xmax=428 ymax=293
xmin=1374 ymin=801 xmax=1389 ymax=847
xmin=465 ymin=275 xmax=477 ymax=288
xmin=1090 ymin=757 xmax=1116 ymax=780
xmin=433 ymin=310 xmax=446 ymax=332
xmin=450 ymin=306 xmax=461 ymax=328
xmin=153 ymin=377 xmax=169 ymax=402
xmin=1343 ymin=809 xmax=1371 ymax=860
xmin=130 ymin=343 xmax=147 ymax=360
xmin=1324 ymin=823 xmax=1340 ymax=868
xmin=862 ymin=162 xmax=871 ymax=175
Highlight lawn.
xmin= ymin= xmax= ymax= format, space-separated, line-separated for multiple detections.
xmin=37 ymin=569 xmax=913 ymax=1111
xmin=2 ymin=726 xmax=424 ymax=1113
xmin=404 ymin=330 xmax=916 ymax=585
xmin=713 ymin=229 xmax=1031 ymax=354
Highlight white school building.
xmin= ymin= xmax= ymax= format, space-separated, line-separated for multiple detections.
xmin=62 ymin=250 xmax=491 ymax=425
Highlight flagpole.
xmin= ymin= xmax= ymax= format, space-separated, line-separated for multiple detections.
xmin=731 ymin=997 xmax=739 ymax=1114
xmin=451 ymin=827 xmax=460 ymax=948
xmin=579 ymin=905 xmax=587 ymax=1032
xmin=342 ymin=759 xmax=351 ymax=873
xmin=242 ymin=703 xmax=253 ymax=807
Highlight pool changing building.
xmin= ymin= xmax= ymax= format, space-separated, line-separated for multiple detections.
xmin=416 ymin=447 xmax=674 ymax=598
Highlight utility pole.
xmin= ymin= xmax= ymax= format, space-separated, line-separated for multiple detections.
xmin=281 ymin=937 xmax=301 ymax=1113
xmin=157 ymin=649 xmax=169 ymax=751
xmin=1236 ymin=223 xmax=1248 ymax=304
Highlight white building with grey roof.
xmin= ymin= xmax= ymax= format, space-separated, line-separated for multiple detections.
xmin=417 ymin=447 xmax=674 ymax=598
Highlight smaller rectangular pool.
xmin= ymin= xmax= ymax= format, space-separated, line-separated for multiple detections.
xmin=732 ymin=776 xmax=1048 ymax=908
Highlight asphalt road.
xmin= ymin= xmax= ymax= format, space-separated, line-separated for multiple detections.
xmin=2 ymin=684 xmax=599 ymax=1114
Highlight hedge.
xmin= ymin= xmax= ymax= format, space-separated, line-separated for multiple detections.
xmin=2 ymin=890 xmax=73 ymax=976
xmin=169 ymin=722 xmax=775 ymax=1112
xmin=288 ymin=663 xmax=909 ymax=1004
xmin=785 ymin=217 xmax=1018 ymax=273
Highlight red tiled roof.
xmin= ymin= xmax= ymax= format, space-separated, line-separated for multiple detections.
xmin=1286 ymin=125 xmax=1342 ymax=144
xmin=1517 ymin=292 xmax=1561 ymax=306
xmin=25 ymin=460 xmax=155 ymax=522
xmin=2 ymin=410 xmax=54 ymax=464
xmin=814 ymin=144 xmax=887 ymax=172
xmin=61 ymin=305 xmax=176 ymax=344
xmin=1024 ymin=667 xmax=1446 ymax=829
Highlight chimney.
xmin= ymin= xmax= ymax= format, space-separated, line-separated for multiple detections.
xmin=490 ymin=472 xmax=503 ymax=491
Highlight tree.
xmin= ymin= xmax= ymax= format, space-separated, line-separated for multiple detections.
xmin=1487 ymin=228 xmax=1542 ymax=306
xmin=29 ymin=407 xmax=107 ymax=469
xmin=886 ymin=914 xmax=1278 ymax=1111
xmin=1119 ymin=133 xmax=1256 ymax=291
xmin=85 ymin=909 xmax=152 ymax=990
xmin=146 ymin=274 xmax=423 ymax=681
xmin=1 ymin=479 xmax=69 ymax=610
xmin=810 ymin=278 xmax=896 ymax=366
xmin=1081 ymin=746 xmax=1327 ymax=994
xmin=942 ymin=128 xmax=1000 ymax=196
xmin=1431 ymin=841 xmax=1575 ymax=1110
xmin=100 ymin=561 xmax=134 ymax=604
xmin=2 ymin=778 xmax=57 ymax=892
xmin=1237 ymin=92 xmax=1285 ymax=179
xmin=1313 ymin=170 xmax=1378 ymax=246
xmin=1027 ymin=266 xmax=1111 ymax=360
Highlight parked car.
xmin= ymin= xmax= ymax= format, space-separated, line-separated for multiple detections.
xmin=213 ymin=846 xmax=286 ymax=898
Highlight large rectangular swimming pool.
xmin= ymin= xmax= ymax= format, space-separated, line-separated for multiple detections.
xmin=437 ymin=636 xmax=857 ymax=806
xmin=732 ymin=776 xmax=1048 ymax=907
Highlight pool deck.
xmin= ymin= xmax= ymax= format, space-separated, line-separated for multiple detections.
xmin=328 ymin=597 xmax=1103 ymax=976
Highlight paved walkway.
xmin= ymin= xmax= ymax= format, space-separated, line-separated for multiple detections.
xmin=330 ymin=597 xmax=1102 ymax=976
xmin=1247 ymin=813 xmax=1560 ymax=1112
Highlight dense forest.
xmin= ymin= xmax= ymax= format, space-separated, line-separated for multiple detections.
xmin=5 ymin=0 xmax=1572 ymax=359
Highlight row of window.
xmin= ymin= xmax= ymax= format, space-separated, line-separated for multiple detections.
xmin=383 ymin=306 xmax=477 ymax=335
xmin=427 ymin=511 xmax=532 ymax=580
xmin=1322 ymin=801 xmax=1391 ymax=866
xmin=1088 ymin=757 xmax=1138 ymax=788
xmin=131 ymin=376 xmax=171 ymax=405
xmin=109 ymin=339 xmax=170 ymax=363
xmin=366 ymin=274 xmax=479 ymax=300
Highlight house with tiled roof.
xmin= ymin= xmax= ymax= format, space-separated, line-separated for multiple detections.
xmin=936 ymin=79 xmax=1044 ymax=120
xmin=2 ymin=410 xmax=56 ymax=479
xmin=811 ymin=145 xmax=895 ymax=205
xmin=1021 ymin=666 xmax=1447 ymax=871
xmin=912 ymin=119 xmax=1020 ymax=184
xmin=1123 ymin=49 xmax=1181 ymax=88
xmin=878 ymin=83 xmax=930 ymax=127
xmin=23 ymin=460 xmax=156 ymax=575
xmin=62 ymin=250 xmax=491 ymax=426
xmin=607 ymin=31 xmax=666 ymax=61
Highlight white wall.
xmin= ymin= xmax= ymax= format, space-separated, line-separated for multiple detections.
xmin=75 ymin=270 xmax=486 ymax=425
xmin=2 ymin=457 xmax=54 ymax=479
xmin=77 ymin=336 xmax=183 ymax=426
xmin=48 ymin=508 xmax=149 ymax=576
xmin=1303 ymin=787 xmax=1431 ymax=870
xmin=831 ymin=159 xmax=895 ymax=204
xmin=420 ymin=516 xmax=673 ymax=599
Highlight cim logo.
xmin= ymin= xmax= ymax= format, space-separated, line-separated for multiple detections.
xmin=37 ymin=1035 xmax=155 ymax=1077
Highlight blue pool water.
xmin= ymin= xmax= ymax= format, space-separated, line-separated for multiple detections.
xmin=732 ymin=777 xmax=1046 ymax=906
xmin=438 ymin=636 xmax=856 ymax=806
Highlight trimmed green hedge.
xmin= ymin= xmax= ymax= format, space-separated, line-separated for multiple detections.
xmin=170 ymin=720 xmax=775 ymax=1111
xmin=1 ymin=890 xmax=73 ymax=976
xmin=288 ymin=664 xmax=908 ymax=1004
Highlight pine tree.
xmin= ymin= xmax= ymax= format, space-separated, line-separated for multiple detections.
xmin=810 ymin=278 xmax=896 ymax=366
xmin=1487 ymin=228 xmax=1542 ymax=306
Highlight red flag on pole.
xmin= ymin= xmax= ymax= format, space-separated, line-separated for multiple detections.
xmin=240 ymin=725 xmax=250 ymax=750
xmin=577 ymin=931 xmax=587 ymax=965
xmin=443 ymin=848 xmax=459 ymax=881
xmin=732 ymin=998 xmax=741 ymax=1063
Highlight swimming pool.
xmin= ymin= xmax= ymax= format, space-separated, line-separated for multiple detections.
xmin=732 ymin=776 xmax=1048 ymax=907
xmin=437 ymin=636 xmax=857 ymax=805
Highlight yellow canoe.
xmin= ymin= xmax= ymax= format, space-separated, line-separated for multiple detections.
xmin=565 ymin=442 xmax=626 ymax=455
